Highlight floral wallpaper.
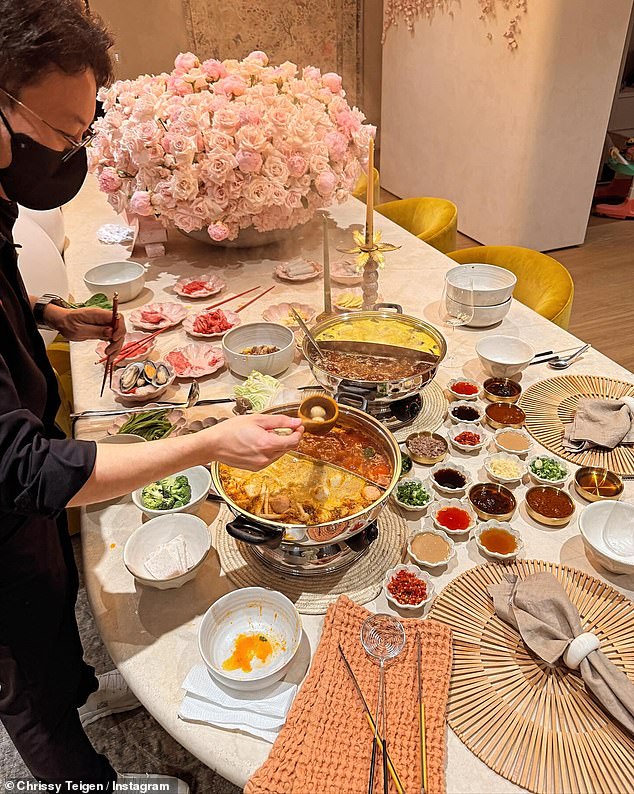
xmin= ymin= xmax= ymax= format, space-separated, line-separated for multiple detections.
xmin=181 ymin=0 xmax=363 ymax=106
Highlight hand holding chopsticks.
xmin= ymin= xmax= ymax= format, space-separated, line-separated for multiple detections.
xmin=99 ymin=291 xmax=119 ymax=397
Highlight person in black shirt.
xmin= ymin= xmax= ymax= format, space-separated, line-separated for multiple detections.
xmin=0 ymin=2 xmax=303 ymax=790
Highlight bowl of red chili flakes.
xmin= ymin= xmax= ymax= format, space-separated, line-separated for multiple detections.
xmin=383 ymin=564 xmax=435 ymax=611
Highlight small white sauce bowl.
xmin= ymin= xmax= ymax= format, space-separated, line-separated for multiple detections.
xmin=383 ymin=564 xmax=435 ymax=611
xmin=484 ymin=452 xmax=527 ymax=484
xmin=83 ymin=260 xmax=146 ymax=303
xmin=474 ymin=520 xmax=523 ymax=561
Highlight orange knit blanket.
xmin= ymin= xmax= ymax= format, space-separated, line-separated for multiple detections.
xmin=245 ymin=595 xmax=453 ymax=794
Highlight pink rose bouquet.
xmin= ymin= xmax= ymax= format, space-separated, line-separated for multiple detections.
xmin=89 ymin=51 xmax=375 ymax=242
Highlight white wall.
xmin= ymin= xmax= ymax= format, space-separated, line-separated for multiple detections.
xmin=381 ymin=0 xmax=634 ymax=250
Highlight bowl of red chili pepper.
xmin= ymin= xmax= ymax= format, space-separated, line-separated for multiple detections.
xmin=448 ymin=423 xmax=487 ymax=452
xmin=447 ymin=378 xmax=480 ymax=401
xmin=383 ymin=564 xmax=434 ymax=611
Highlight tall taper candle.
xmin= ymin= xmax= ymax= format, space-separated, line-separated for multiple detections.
xmin=365 ymin=137 xmax=375 ymax=245
xmin=323 ymin=213 xmax=331 ymax=314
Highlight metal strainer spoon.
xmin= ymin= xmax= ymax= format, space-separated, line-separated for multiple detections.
xmin=361 ymin=614 xmax=406 ymax=794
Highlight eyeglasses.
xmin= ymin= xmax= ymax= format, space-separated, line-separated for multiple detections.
xmin=0 ymin=86 xmax=96 ymax=162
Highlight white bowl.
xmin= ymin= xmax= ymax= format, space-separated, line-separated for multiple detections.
xmin=474 ymin=520 xmax=524 ymax=561
xmin=83 ymin=260 xmax=146 ymax=303
xmin=407 ymin=524 xmax=456 ymax=569
xmin=132 ymin=465 xmax=211 ymax=518
xmin=383 ymin=564 xmax=435 ymax=611
xmin=432 ymin=498 xmax=477 ymax=536
xmin=392 ymin=477 xmax=435 ymax=512
xmin=484 ymin=452 xmax=527 ymax=484
xmin=527 ymin=455 xmax=570 ymax=487
xmin=448 ymin=423 xmax=487 ymax=452
xmin=430 ymin=462 xmax=471 ymax=495
xmin=98 ymin=433 xmax=146 ymax=445
xmin=447 ymin=378 xmax=480 ymax=401
xmin=476 ymin=335 xmax=534 ymax=379
xmin=222 ymin=322 xmax=295 ymax=378
xmin=446 ymin=296 xmax=512 ymax=328
xmin=578 ymin=501 xmax=634 ymax=575
xmin=198 ymin=587 xmax=302 ymax=691
xmin=493 ymin=428 xmax=534 ymax=457
xmin=448 ymin=400 xmax=483 ymax=425
xmin=446 ymin=264 xmax=517 ymax=307
xmin=123 ymin=513 xmax=211 ymax=589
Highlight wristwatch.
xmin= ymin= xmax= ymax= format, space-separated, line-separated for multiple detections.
xmin=33 ymin=294 xmax=71 ymax=330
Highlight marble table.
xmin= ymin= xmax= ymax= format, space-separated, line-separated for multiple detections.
xmin=64 ymin=176 xmax=634 ymax=793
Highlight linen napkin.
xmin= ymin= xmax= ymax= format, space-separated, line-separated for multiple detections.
xmin=178 ymin=664 xmax=297 ymax=743
xmin=489 ymin=572 xmax=634 ymax=735
xmin=245 ymin=595 xmax=453 ymax=794
xmin=563 ymin=397 xmax=634 ymax=451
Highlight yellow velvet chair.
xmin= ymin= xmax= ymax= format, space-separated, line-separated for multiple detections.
xmin=446 ymin=246 xmax=574 ymax=329
xmin=353 ymin=167 xmax=380 ymax=205
xmin=375 ymin=197 xmax=458 ymax=254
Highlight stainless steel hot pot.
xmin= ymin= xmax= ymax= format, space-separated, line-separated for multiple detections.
xmin=210 ymin=402 xmax=401 ymax=556
xmin=301 ymin=304 xmax=447 ymax=405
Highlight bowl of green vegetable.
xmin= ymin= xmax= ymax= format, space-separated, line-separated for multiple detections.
xmin=132 ymin=465 xmax=212 ymax=518
xmin=527 ymin=455 xmax=569 ymax=488
xmin=392 ymin=477 xmax=434 ymax=513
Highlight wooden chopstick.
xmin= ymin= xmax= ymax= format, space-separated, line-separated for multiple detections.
xmin=236 ymin=284 xmax=275 ymax=313
xmin=204 ymin=285 xmax=261 ymax=311
xmin=417 ymin=632 xmax=427 ymax=794
xmin=100 ymin=291 xmax=119 ymax=397
xmin=338 ymin=645 xmax=405 ymax=794
xmin=97 ymin=325 xmax=169 ymax=365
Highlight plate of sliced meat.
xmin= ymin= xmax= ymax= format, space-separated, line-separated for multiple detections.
xmin=173 ymin=275 xmax=226 ymax=298
xmin=274 ymin=259 xmax=323 ymax=282
xmin=129 ymin=302 xmax=187 ymax=331
xmin=165 ymin=343 xmax=225 ymax=378
xmin=183 ymin=308 xmax=241 ymax=339
xmin=96 ymin=331 xmax=156 ymax=368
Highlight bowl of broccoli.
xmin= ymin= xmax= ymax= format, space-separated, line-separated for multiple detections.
xmin=132 ymin=466 xmax=212 ymax=518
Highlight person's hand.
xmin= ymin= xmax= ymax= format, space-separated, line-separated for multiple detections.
xmin=45 ymin=305 xmax=126 ymax=356
xmin=205 ymin=414 xmax=304 ymax=470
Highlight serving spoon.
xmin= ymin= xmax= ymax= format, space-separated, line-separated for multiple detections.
xmin=548 ymin=343 xmax=591 ymax=370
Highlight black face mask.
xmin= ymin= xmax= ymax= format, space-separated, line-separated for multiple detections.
xmin=0 ymin=106 xmax=87 ymax=210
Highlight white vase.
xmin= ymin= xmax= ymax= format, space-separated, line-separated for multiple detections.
xmin=180 ymin=225 xmax=297 ymax=249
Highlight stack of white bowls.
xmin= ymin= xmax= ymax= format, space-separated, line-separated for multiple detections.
xmin=445 ymin=264 xmax=517 ymax=327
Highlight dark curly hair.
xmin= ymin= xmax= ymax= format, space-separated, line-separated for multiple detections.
xmin=0 ymin=0 xmax=114 ymax=96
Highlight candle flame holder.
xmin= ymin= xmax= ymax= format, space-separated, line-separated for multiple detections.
xmin=338 ymin=229 xmax=401 ymax=310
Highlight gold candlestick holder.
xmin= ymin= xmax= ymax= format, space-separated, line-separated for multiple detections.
xmin=338 ymin=229 xmax=401 ymax=310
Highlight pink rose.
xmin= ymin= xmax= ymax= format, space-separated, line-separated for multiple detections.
xmin=242 ymin=176 xmax=272 ymax=212
xmin=322 ymin=72 xmax=343 ymax=93
xmin=107 ymin=191 xmax=127 ymax=214
xmin=215 ymin=75 xmax=248 ymax=97
xmin=172 ymin=209 xmax=203 ymax=233
xmin=235 ymin=125 xmax=268 ymax=152
xmin=324 ymin=130 xmax=348 ymax=162
xmin=169 ymin=172 xmax=199 ymax=202
xmin=167 ymin=74 xmax=194 ymax=96
xmin=262 ymin=156 xmax=289 ymax=184
xmin=208 ymin=222 xmax=230 ymax=242
xmin=200 ymin=148 xmax=238 ymax=184
xmin=309 ymin=154 xmax=330 ymax=174
xmin=174 ymin=52 xmax=199 ymax=72
xmin=162 ymin=133 xmax=197 ymax=165
xmin=190 ymin=195 xmax=222 ymax=221
xmin=269 ymin=182 xmax=287 ymax=206
xmin=303 ymin=66 xmax=321 ymax=81
xmin=202 ymin=59 xmax=227 ymax=80
xmin=315 ymin=170 xmax=337 ymax=196
xmin=235 ymin=149 xmax=263 ymax=174
xmin=151 ymin=180 xmax=177 ymax=210
xmin=285 ymin=190 xmax=303 ymax=210
xmin=207 ymin=182 xmax=230 ymax=208
xmin=97 ymin=166 xmax=123 ymax=194
xmin=212 ymin=106 xmax=241 ymax=133
xmin=246 ymin=51 xmax=269 ymax=66
xmin=129 ymin=190 xmax=153 ymax=216
xmin=238 ymin=106 xmax=263 ymax=126
xmin=287 ymin=154 xmax=308 ymax=177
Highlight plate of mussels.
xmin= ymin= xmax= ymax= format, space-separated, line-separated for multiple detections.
xmin=111 ymin=359 xmax=176 ymax=402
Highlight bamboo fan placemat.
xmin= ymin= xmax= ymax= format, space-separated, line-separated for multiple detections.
xmin=520 ymin=375 xmax=634 ymax=477
xmin=428 ymin=560 xmax=634 ymax=794
xmin=213 ymin=505 xmax=408 ymax=614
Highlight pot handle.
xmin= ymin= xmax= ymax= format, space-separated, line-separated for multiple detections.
xmin=336 ymin=388 xmax=369 ymax=412
xmin=226 ymin=516 xmax=285 ymax=548
xmin=374 ymin=302 xmax=403 ymax=314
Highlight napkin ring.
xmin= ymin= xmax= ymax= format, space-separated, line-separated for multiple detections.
xmin=564 ymin=632 xmax=600 ymax=669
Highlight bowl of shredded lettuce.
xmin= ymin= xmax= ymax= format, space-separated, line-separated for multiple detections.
xmin=132 ymin=466 xmax=211 ymax=518
xmin=233 ymin=370 xmax=282 ymax=413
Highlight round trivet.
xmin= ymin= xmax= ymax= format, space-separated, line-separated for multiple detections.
xmin=520 ymin=374 xmax=634 ymax=477
xmin=429 ymin=560 xmax=634 ymax=794
xmin=213 ymin=506 xmax=409 ymax=614
xmin=393 ymin=381 xmax=448 ymax=442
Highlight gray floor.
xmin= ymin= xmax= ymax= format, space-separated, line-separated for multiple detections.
xmin=0 ymin=536 xmax=241 ymax=794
